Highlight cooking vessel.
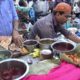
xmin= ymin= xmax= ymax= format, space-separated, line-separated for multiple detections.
xmin=23 ymin=40 xmax=38 ymax=52
xmin=51 ymin=41 xmax=76 ymax=54
xmin=39 ymin=38 xmax=56 ymax=49
xmin=0 ymin=58 xmax=29 ymax=80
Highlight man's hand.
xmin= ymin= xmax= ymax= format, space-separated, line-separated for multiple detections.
xmin=12 ymin=30 xmax=23 ymax=47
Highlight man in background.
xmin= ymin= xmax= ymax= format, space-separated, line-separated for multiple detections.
xmin=28 ymin=2 xmax=80 ymax=43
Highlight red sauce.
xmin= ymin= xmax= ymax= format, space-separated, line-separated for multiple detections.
xmin=53 ymin=42 xmax=74 ymax=52
xmin=0 ymin=67 xmax=24 ymax=80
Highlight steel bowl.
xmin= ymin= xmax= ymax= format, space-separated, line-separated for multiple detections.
xmin=51 ymin=41 xmax=76 ymax=54
xmin=0 ymin=59 xmax=29 ymax=80
xmin=39 ymin=38 xmax=56 ymax=49
xmin=23 ymin=40 xmax=38 ymax=52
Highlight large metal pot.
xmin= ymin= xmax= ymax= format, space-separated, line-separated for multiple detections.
xmin=51 ymin=41 xmax=76 ymax=54
xmin=0 ymin=59 xmax=29 ymax=80
xmin=39 ymin=38 xmax=56 ymax=49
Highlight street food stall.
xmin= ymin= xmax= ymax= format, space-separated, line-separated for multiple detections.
xmin=0 ymin=1 xmax=80 ymax=80
xmin=0 ymin=36 xmax=80 ymax=80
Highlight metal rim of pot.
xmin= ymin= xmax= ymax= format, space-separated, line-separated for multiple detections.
xmin=0 ymin=58 xmax=29 ymax=80
xmin=51 ymin=41 xmax=77 ymax=53
xmin=23 ymin=39 xmax=38 ymax=46
xmin=39 ymin=38 xmax=56 ymax=49
xmin=39 ymin=38 xmax=56 ymax=45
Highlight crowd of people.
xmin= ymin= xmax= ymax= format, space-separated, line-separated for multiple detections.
xmin=1 ymin=1 xmax=80 ymax=80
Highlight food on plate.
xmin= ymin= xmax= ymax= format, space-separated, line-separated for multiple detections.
xmin=61 ymin=53 xmax=80 ymax=65
xmin=66 ymin=54 xmax=78 ymax=63
xmin=9 ymin=43 xmax=29 ymax=55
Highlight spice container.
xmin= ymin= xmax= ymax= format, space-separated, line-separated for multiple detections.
xmin=40 ymin=49 xmax=53 ymax=59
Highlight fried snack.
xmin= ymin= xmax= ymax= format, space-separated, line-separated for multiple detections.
xmin=61 ymin=53 xmax=80 ymax=65
xmin=60 ymin=54 xmax=73 ymax=63
xmin=20 ymin=47 xmax=29 ymax=55
xmin=9 ymin=43 xmax=29 ymax=55
xmin=8 ymin=43 xmax=19 ymax=51
xmin=0 ymin=37 xmax=12 ymax=50
xmin=66 ymin=54 xmax=78 ymax=64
